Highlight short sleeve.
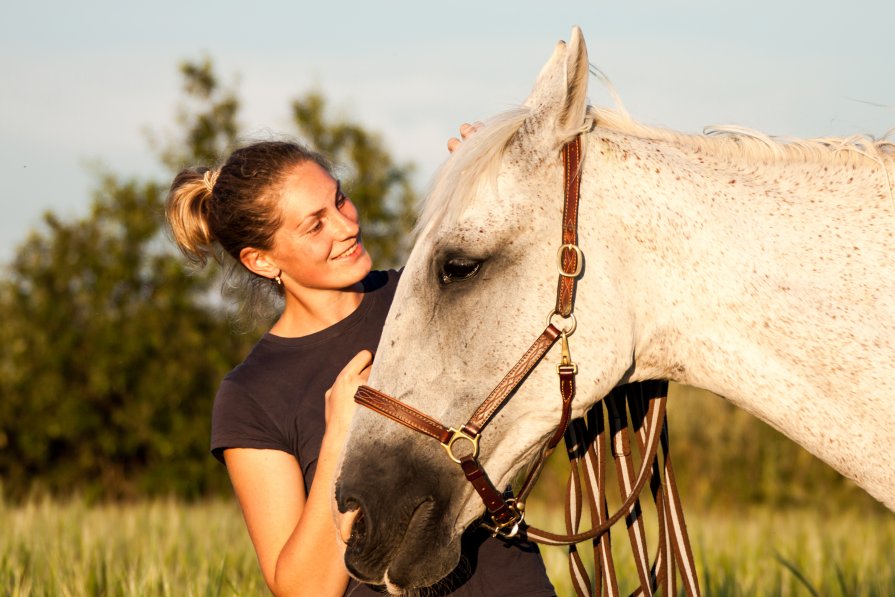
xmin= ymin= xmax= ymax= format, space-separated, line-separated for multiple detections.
xmin=210 ymin=378 xmax=293 ymax=463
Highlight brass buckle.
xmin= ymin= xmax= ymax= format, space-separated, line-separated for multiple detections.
xmin=556 ymin=243 xmax=583 ymax=277
xmin=442 ymin=428 xmax=480 ymax=464
xmin=483 ymin=499 xmax=526 ymax=538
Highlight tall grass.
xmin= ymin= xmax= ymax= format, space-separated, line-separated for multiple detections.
xmin=0 ymin=497 xmax=266 ymax=597
xmin=1 ymin=495 xmax=893 ymax=596
xmin=530 ymin=502 xmax=895 ymax=596
xmin=2 ymin=384 xmax=892 ymax=595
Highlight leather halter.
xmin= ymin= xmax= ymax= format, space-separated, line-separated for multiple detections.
xmin=355 ymin=135 xmax=585 ymax=535
xmin=353 ymin=134 xmax=701 ymax=596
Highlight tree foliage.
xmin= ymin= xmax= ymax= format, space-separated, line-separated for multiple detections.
xmin=0 ymin=58 xmax=417 ymax=502
xmin=0 ymin=177 xmax=246 ymax=501
xmin=159 ymin=57 xmax=241 ymax=173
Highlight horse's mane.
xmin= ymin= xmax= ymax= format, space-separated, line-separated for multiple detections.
xmin=589 ymin=105 xmax=895 ymax=168
xmin=416 ymin=102 xmax=895 ymax=239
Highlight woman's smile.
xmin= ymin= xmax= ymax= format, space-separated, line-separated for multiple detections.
xmin=333 ymin=239 xmax=364 ymax=261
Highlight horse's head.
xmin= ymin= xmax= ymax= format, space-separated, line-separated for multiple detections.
xmin=335 ymin=27 xmax=636 ymax=592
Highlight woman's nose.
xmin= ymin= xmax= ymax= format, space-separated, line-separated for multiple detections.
xmin=333 ymin=206 xmax=360 ymax=238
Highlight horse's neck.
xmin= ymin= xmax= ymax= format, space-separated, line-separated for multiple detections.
xmin=584 ymin=131 xmax=895 ymax=508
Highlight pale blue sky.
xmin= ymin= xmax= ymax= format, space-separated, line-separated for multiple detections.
xmin=2 ymin=1 xmax=893 ymax=261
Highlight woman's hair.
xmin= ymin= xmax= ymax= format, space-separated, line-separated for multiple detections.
xmin=166 ymin=140 xmax=332 ymax=320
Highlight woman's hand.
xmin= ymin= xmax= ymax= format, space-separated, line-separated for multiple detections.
xmin=447 ymin=121 xmax=483 ymax=152
xmin=324 ymin=350 xmax=373 ymax=437
xmin=228 ymin=349 xmax=374 ymax=597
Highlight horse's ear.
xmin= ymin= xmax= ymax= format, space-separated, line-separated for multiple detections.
xmin=560 ymin=27 xmax=590 ymax=131
xmin=523 ymin=26 xmax=589 ymax=134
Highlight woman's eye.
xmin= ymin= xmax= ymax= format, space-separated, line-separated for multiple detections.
xmin=336 ymin=192 xmax=348 ymax=208
xmin=439 ymin=258 xmax=481 ymax=285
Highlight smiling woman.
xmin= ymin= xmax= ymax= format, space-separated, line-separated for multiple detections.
xmin=164 ymin=139 xmax=556 ymax=597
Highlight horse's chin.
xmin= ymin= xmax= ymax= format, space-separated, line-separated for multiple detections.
xmin=342 ymin=495 xmax=462 ymax=592
xmin=349 ymin=533 xmax=462 ymax=595
xmin=378 ymin=535 xmax=462 ymax=595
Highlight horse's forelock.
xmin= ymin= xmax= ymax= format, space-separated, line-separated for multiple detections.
xmin=414 ymin=107 xmax=601 ymax=241
xmin=414 ymin=108 xmax=531 ymax=240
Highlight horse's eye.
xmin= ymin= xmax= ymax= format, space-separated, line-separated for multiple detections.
xmin=439 ymin=258 xmax=481 ymax=285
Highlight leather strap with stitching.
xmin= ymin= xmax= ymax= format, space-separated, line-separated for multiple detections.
xmin=354 ymin=386 xmax=452 ymax=445
xmin=556 ymin=135 xmax=582 ymax=317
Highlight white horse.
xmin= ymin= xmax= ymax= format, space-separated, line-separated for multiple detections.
xmin=335 ymin=26 xmax=895 ymax=592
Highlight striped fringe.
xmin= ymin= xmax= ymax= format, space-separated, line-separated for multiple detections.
xmin=525 ymin=381 xmax=700 ymax=596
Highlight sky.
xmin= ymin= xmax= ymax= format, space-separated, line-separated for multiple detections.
xmin=2 ymin=0 xmax=893 ymax=263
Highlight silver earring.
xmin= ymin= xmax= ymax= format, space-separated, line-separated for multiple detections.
xmin=274 ymin=272 xmax=283 ymax=286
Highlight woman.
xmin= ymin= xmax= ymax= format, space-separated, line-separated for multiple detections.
xmin=165 ymin=129 xmax=555 ymax=596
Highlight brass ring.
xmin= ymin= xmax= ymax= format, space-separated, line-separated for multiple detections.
xmin=546 ymin=311 xmax=577 ymax=335
xmin=442 ymin=428 xmax=480 ymax=464
xmin=486 ymin=500 xmax=526 ymax=538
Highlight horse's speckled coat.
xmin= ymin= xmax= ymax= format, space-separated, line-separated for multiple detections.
xmin=336 ymin=27 xmax=895 ymax=592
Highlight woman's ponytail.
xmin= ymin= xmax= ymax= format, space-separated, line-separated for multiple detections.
xmin=165 ymin=167 xmax=218 ymax=266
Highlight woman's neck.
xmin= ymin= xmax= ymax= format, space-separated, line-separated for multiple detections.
xmin=270 ymin=283 xmax=365 ymax=338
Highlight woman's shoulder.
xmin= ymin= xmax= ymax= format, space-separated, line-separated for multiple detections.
xmin=361 ymin=268 xmax=401 ymax=292
xmin=360 ymin=269 xmax=401 ymax=315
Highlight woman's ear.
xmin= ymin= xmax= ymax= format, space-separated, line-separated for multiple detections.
xmin=240 ymin=247 xmax=279 ymax=280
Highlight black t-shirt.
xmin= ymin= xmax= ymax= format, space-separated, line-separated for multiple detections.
xmin=211 ymin=270 xmax=555 ymax=596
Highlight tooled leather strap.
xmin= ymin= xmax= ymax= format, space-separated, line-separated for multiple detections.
xmin=551 ymin=365 xmax=577 ymax=449
xmin=356 ymin=324 xmax=561 ymax=445
xmin=555 ymin=135 xmax=583 ymax=318
xmin=355 ymin=324 xmax=564 ymax=525
xmin=464 ymin=324 xmax=561 ymax=433
xmin=469 ymin=347 xmax=579 ymax=538
xmin=512 ymin=361 xmax=577 ymax=505
xmin=354 ymin=385 xmax=452 ymax=445
xmin=459 ymin=456 xmax=518 ymax=527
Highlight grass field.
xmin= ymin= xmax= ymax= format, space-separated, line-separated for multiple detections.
xmin=531 ymin=502 xmax=895 ymax=596
xmin=4 ymin=385 xmax=893 ymax=595
xmin=2 ymin=495 xmax=893 ymax=596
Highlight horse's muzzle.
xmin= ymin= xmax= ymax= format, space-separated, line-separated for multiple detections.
xmin=335 ymin=443 xmax=464 ymax=590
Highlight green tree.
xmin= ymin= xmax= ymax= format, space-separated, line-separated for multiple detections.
xmin=0 ymin=174 xmax=248 ymax=501
xmin=157 ymin=57 xmax=241 ymax=173
xmin=0 ymin=58 xmax=418 ymax=502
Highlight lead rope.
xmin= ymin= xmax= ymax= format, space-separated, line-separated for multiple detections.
xmin=522 ymin=380 xmax=700 ymax=596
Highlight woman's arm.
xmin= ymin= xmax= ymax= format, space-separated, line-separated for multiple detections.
xmin=225 ymin=350 xmax=373 ymax=597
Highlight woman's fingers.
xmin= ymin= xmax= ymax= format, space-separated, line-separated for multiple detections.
xmin=347 ymin=349 xmax=373 ymax=379
xmin=460 ymin=121 xmax=483 ymax=139
xmin=447 ymin=121 xmax=484 ymax=152
xmin=325 ymin=350 xmax=373 ymax=427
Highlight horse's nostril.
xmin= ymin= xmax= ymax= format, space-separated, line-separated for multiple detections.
xmin=339 ymin=506 xmax=366 ymax=545
xmin=353 ymin=509 xmax=366 ymax=540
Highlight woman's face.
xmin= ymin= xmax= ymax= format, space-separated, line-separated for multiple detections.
xmin=270 ymin=161 xmax=372 ymax=292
